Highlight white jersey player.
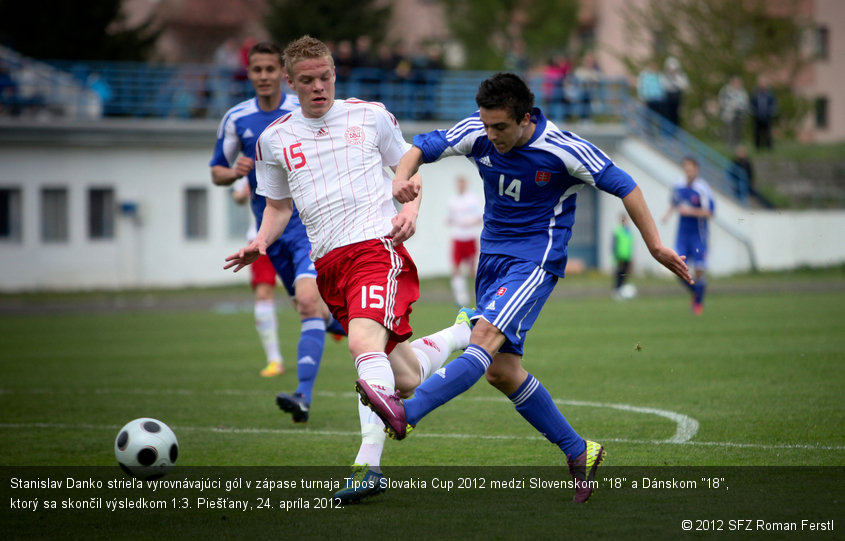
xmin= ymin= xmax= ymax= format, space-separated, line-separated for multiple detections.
xmin=225 ymin=35 xmax=472 ymax=504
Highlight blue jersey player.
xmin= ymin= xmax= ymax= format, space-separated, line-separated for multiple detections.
xmin=662 ymin=156 xmax=714 ymax=315
xmin=211 ymin=41 xmax=341 ymax=422
xmin=356 ymin=73 xmax=692 ymax=503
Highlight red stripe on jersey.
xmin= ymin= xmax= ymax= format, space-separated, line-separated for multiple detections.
xmin=345 ymin=99 xmax=396 ymax=125
xmin=345 ymin=98 xmax=387 ymax=110
xmin=267 ymin=112 xmax=292 ymax=128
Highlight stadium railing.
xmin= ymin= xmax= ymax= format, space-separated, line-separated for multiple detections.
xmin=625 ymin=102 xmax=752 ymax=208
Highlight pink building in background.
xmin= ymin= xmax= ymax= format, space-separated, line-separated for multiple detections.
xmin=120 ymin=0 xmax=843 ymax=141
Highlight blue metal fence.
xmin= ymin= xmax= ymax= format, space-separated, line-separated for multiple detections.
xmin=3 ymin=59 xmax=633 ymax=124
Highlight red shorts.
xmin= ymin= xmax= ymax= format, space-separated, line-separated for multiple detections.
xmin=315 ymin=238 xmax=419 ymax=353
xmin=250 ymin=254 xmax=277 ymax=289
xmin=452 ymin=238 xmax=478 ymax=267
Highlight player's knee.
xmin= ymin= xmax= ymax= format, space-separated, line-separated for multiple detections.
xmin=484 ymin=366 xmax=510 ymax=391
xmin=294 ymin=293 xmax=321 ymax=318
xmin=394 ymin=373 xmax=419 ymax=399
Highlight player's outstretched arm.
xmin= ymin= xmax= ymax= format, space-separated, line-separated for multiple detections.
xmin=622 ymin=186 xmax=693 ymax=285
xmin=393 ymin=146 xmax=424 ymax=203
xmin=224 ymin=197 xmax=293 ymax=272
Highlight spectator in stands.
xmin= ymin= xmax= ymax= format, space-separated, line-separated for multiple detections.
xmin=661 ymin=56 xmax=689 ymax=129
xmin=85 ymin=73 xmax=111 ymax=118
xmin=637 ymin=60 xmax=665 ymax=119
xmin=333 ymin=40 xmax=355 ymax=83
xmin=353 ymin=35 xmax=378 ymax=68
xmin=237 ymin=37 xmax=257 ymax=81
xmin=504 ymin=38 xmax=530 ymax=76
xmin=415 ymin=43 xmax=443 ymax=120
xmin=376 ymin=42 xmax=399 ymax=73
xmin=392 ymin=42 xmax=415 ymax=118
xmin=565 ymin=53 xmax=602 ymax=123
xmin=718 ymin=75 xmax=749 ymax=150
xmin=542 ymin=55 xmax=569 ymax=119
xmin=212 ymin=38 xmax=243 ymax=114
xmin=729 ymin=144 xmax=754 ymax=200
xmin=750 ymin=78 xmax=777 ymax=150
xmin=0 ymin=62 xmax=19 ymax=116
xmin=352 ymin=35 xmax=380 ymax=102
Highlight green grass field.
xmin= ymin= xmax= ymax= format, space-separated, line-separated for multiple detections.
xmin=2 ymin=273 xmax=843 ymax=539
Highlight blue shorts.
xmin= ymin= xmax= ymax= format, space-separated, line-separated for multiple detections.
xmin=474 ymin=254 xmax=558 ymax=356
xmin=266 ymin=232 xmax=317 ymax=298
xmin=675 ymin=235 xmax=708 ymax=268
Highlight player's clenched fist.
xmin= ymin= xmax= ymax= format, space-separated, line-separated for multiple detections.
xmin=233 ymin=156 xmax=255 ymax=179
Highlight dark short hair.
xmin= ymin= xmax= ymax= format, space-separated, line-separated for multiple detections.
xmin=475 ymin=72 xmax=534 ymax=122
xmin=248 ymin=41 xmax=283 ymax=65
xmin=682 ymin=155 xmax=699 ymax=167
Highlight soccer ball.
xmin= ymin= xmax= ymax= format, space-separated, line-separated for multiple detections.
xmin=114 ymin=418 xmax=179 ymax=480
xmin=619 ymin=283 xmax=638 ymax=300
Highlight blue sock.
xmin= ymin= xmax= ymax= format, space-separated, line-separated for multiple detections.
xmin=325 ymin=315 xmax=346 ymax=337
xmin=405 ymin=345 xmax=491 ymax=426
xmin=509 ymin=374 xmax=586 ymax=459
xmin=693 ymin=279 xmax=706 ymax=304
xmin=295 ymin=317 xmax=325 ymax=403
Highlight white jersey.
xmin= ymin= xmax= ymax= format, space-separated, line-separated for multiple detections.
xmin=447 ymin=191 xmax=484 ymax=241
xmin=255 ymin=99 xmax=411 ymax=260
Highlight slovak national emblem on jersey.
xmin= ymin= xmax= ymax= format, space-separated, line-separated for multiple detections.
xmin=344 ymin=126 xmax=365 ymax=145
xmin=535 ymin=171 xmax=551 ymax=186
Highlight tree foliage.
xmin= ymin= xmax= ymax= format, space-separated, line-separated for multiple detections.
xmin=0 ymin=0 xmax=158 ymax=60
xmin=440 ymin=0 xmax=579 ymax=70
xmin=265 ymin=0 xmax=390 ymax=47
xmin=622 ymin=0 xmax=813 ymax=139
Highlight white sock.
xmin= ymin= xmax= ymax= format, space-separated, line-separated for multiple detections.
xmin=411 ymin=321 xmax=472 ymax=380
xmin=451 ymin=275 xmax=470 ymax=306
xmin=355 ymin=352 xmax=395 ymax=392
xmin=354 ymin=400 xmax=386 ymax=468
xmin=254 ymin=299 xmax=282 ymax=364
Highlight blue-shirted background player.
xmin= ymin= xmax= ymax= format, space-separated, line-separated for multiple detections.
xmin=662 ymin=156 xmax=714 ymax=315
xmin=356 ymin=73 xmax=692 ymax=503
xmin=210 ymin=41 xmax=343 ymax=423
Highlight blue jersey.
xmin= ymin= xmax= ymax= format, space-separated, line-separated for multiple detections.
xmin=210 ymin=95 xmax=307 ymax=238
xmin=413 ymin=108 xmax=636 ymax=277
xmin=671 ymin=177 xmax=714 ymax=244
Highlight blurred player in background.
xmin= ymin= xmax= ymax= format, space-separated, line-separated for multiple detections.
xmin=662 ymin=156 xmax=714 ymax=315
xmin=357 ymin=72 xmax=692 ymax=503
xmin=611 ymin=213 xmax=634 ymax=300
xmin=231 ymin=177 xmax=284 ymax=373
xmin=224 ymin=35 xmax=472 ymax=504
xmin=210 ymin=40 xmax=343 ymax=424
xmin=447 ymin=175 xmax=483 ymax=307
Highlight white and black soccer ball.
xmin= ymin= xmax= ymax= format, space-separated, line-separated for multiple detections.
xmin=114 ymin=418 xmax=178 ymax=480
